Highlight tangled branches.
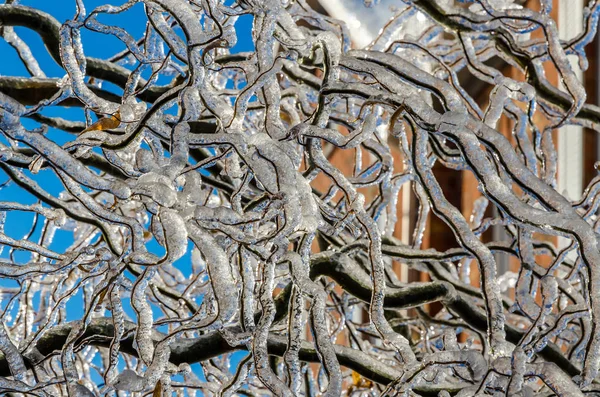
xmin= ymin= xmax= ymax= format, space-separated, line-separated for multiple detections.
xmin=1 ymin=0 xmax=600 ymax=395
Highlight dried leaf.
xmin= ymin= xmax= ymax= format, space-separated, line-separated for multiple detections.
xmin=280 ymin=110 xmax=292 ymax=124
xmin=143 ymin=230 xmax=153 ymax=242
xmin=28 ymin=155 xmax=44 ymax=174
xmin=95 ymin=287 xmax=109 ymax=308
xmin=81 ymin=111 xmax=121 ymax=133
xmin=153 ymin=380 xmax=162 ymax=397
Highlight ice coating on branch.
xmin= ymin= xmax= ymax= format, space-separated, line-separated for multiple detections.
xmin=1 ymin=0 xmax=600 ymax=395
xmin=112 ymin=369 xmax=145 ymax=392
xmin=188 ymin=222 xmax=237 ymax=325
xmin=120 ymin=96 xmax=147 ymax=123
xmin=131 ymin=268 xmax=157 ymax=365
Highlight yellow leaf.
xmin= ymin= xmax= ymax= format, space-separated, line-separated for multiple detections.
xmin=81 ymin=111 xmax=121 ymax=133
xmin=351 ymin=370 xmax=361 ymax=386
xmin=350 ymin=371 xmax=373 ymax=389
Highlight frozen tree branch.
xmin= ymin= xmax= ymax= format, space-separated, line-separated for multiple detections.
xmin=0 ymin=0 xmax=600 ymax=395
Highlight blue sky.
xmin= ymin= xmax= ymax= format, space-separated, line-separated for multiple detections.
xmin=0 ymin=0 xmax=254 ymax=390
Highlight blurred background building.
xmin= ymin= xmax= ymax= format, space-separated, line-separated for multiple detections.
xmin=309 ymin=0 xmax=600 ymax=290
